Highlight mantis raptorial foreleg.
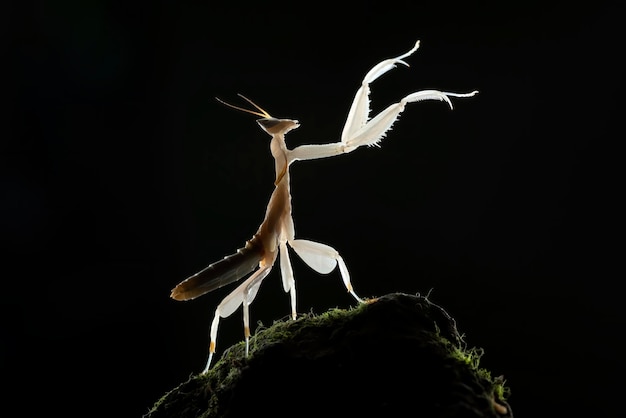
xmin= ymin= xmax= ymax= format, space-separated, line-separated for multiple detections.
xmin=170 ymin=40 xmax=478 ymax=373
xmin=290 ymin=41 xmax=478 ymax=161
xmin=341 ymin=40 xmax=421 ymax=143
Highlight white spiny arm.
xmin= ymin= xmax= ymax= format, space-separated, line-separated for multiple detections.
xmin=346 ymin=89 xmax=478 ymax=148
xmin=288 ymin=142 xmax=356 ymax=162
xmin=288 ymin=89 xmax=478 ymax=161
xmin=342 ymin=40 xmax=421 ymax=142
xmin=288 ymin=40 xmax=477 ymax=162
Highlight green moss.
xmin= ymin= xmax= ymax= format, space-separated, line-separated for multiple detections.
xmin=448 ymin=343 xmax=510 ymax=403
xmin=146 ymin=293 xmax=512 ymax=418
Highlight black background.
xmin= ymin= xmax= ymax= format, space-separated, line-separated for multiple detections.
xmin=3 ymin=1 xmax=623 ymax=416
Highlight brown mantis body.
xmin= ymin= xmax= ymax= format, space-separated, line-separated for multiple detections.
xmin=170 ymin=40 xmax=478 ymax=372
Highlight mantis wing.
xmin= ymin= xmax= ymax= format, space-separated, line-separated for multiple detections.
xmin=170 ymin=241 xmax=264 ymax=301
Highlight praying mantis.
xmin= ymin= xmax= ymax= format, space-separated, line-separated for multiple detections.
xmin=170 ymin=40 xmax=478 ymax=373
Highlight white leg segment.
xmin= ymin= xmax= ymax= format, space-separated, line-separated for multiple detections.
xmin=336 ymin=254 xmax=363 ymax=303
xmin=289 ymin=40 xmax=478 ymax=162
xmin=242 ymin=266 xmax=272 ymax=356
xmin=342 ymin=40 xmax=421 ymax=143
xmin=202 ymin=264 xmax=272 ymax=373
xmin=279 ymin=239 xmax=297 ymax=320
xmin=345 ymin=89 xmax=478 ymax=149
xmin=289 ymin=239 xmax=363 ymax=303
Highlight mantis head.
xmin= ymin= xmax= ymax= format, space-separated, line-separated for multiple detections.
xmin=216 ymin=94 xmax=300 ymax=136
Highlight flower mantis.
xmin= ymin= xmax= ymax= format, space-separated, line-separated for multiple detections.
xmin=170 ymin=40 xmax=478 ymax=373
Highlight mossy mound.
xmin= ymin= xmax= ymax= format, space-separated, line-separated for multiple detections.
xmin=146 ymin=293 xmax=512 ymax=418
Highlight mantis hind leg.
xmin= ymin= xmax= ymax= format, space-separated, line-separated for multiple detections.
xmin=202 ymin=263 xmax=273 ymax=373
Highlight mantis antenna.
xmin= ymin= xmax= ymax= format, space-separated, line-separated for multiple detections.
xmin=215 ymin=94 xmax=272 ymax=118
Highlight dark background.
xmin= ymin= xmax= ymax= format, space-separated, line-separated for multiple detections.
xmin=3 ymin=1 xmax=622 ymax=416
